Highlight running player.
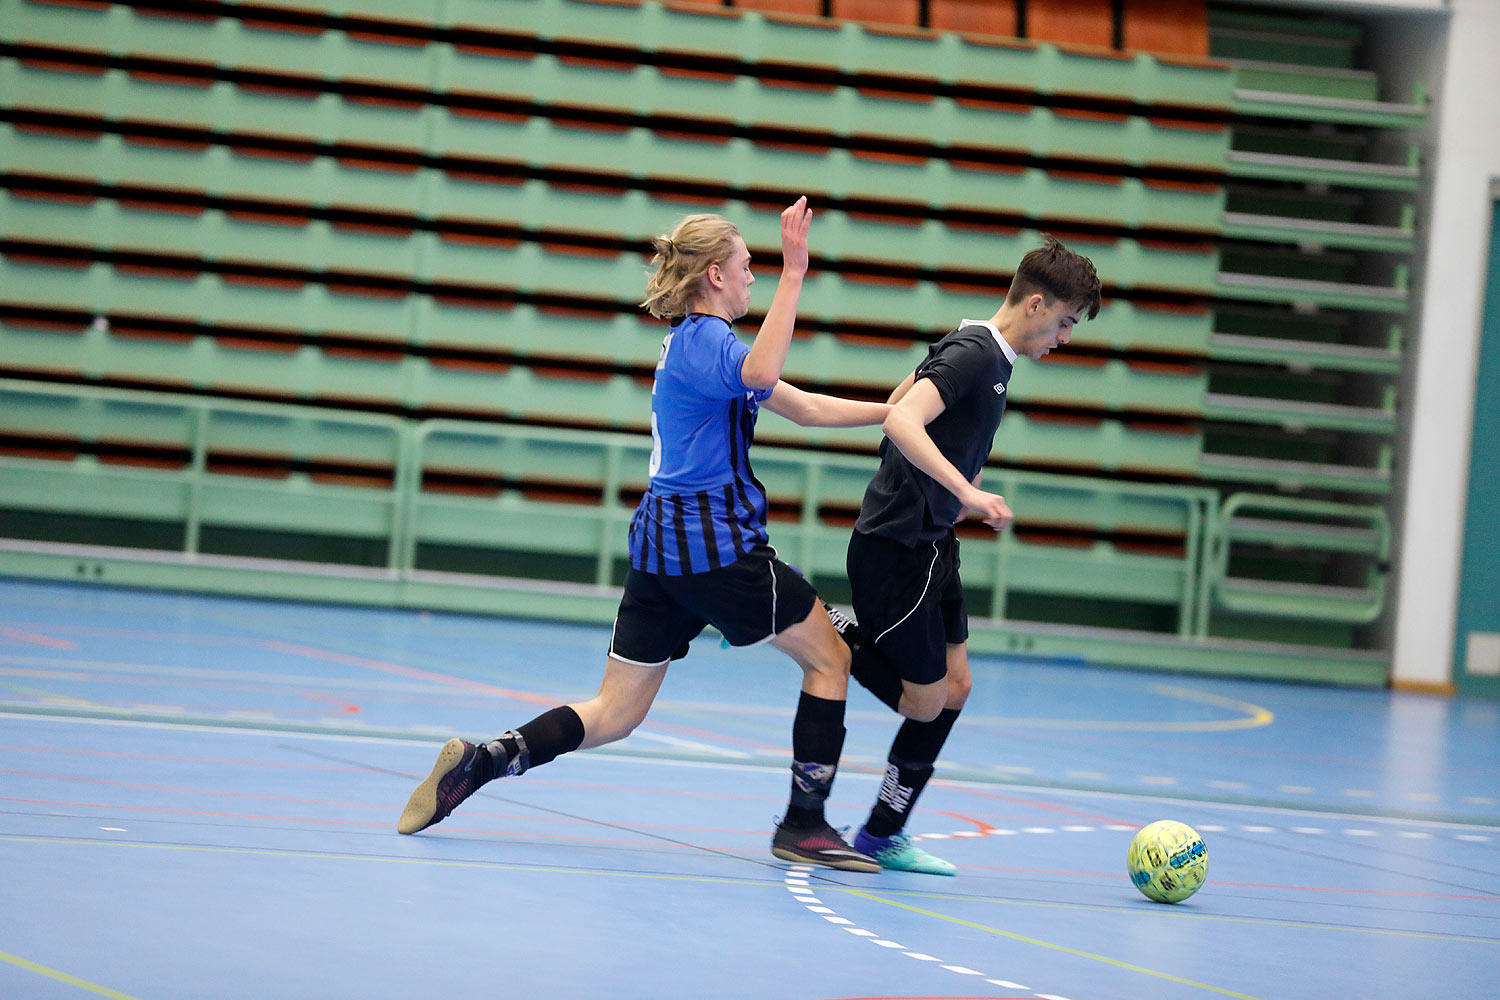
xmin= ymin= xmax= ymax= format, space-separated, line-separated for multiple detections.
xmin=841 ymin=236 xmax=1101 ymax=875
xmin=398 ymin=198 xmax=889 ymax=872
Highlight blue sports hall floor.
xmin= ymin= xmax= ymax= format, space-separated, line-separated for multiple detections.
xmin=0 ymin=577 xmax=1496 ymax=999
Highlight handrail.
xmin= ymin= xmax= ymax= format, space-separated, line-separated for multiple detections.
xmin=5 ymin=381 xmax=1395 ymax=633
xmin=1203 ymin=492 xmax=1390 ymax=624
xmin=2 ymin=379 xmax=1223 ymax=631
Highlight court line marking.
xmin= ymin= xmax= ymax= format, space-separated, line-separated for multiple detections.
xmin=834 ymin=885 xmax=1498 ymax=944
xmin=4 ymin=711 xmax=1498 ymax=834
xmin=0 ymin=832 xmax=796 ymax=884
xmin=0 ymin=949 xmax=143 ymax=1000
xmin=5 ymin=826 xmax=1498 ymax=934
xmin=784 ymin=868 xmax=1075 ymax=1000
xmin=0 ymin=627 xmax=77 ymax=650
xmin=833 ymin=888 xmax=1265 ymax=1000
xmin=953 ymin=684 xmax=1274 ymax=733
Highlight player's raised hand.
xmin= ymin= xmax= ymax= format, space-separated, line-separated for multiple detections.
xmin=963 ymin=488 xmax=1014 ymax=531
xmin=780 ymin=196 xmax=811 ymax=278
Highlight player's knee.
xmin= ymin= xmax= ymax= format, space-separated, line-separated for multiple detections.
xmin=585 ymin=694 xmax=652 ymax=745
xmin=946 ymin=670 xmax=973 ymax=708
xmin=802 ymin=633 xmax=851 ymax=680
xmin=899 ymin=680 xmax=947 ymax=722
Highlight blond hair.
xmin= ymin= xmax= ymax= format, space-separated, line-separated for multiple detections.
xmin=640 ymin=213 xmax=742 ymax=319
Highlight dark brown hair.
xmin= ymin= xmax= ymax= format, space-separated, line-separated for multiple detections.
xmin=1006 ymin=235 xmax=1102 ymax=320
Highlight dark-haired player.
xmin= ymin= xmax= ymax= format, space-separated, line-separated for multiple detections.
xmin=841 ymin=237 xmax=1102 ymax=875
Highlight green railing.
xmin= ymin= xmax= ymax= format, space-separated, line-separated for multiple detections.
xmin=0 ymin=379 xmax=1392 ymax=642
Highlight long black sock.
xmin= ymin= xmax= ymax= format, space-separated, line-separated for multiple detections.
xmin=480 ymin=705 xmax=586 ymax=785
xmin=851 ymin=644 xmax=903 ymax=712
xmin=864 ymin=707 xmax=961 ymax=838
xmin=784 ymin=691 xmax=846 ymax=829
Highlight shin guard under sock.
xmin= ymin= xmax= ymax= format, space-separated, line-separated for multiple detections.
xmin=785 ymin=691 xmax=846 ymax=828
xmin=864 ymin=707 xmax=961 ymax=838
xmin=483 ymin=705 xmax=586 ymax=783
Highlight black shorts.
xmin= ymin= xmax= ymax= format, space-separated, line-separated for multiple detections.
xmin=846 ymin=528 xmax=968 ymax=685
xmin=608 ymin=544 xmax=820 ymax=666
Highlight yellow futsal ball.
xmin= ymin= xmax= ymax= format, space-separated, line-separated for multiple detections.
xmin=1127 ymin=820 xmax=1208 ymax=903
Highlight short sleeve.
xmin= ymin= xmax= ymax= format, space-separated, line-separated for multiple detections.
xmin=916 ymin=331 xmax=993 ymax=408
xmin=678 ymin=317 xmax=755 ymax=399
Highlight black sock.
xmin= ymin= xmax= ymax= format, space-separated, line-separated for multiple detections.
xmin=784 ymin=691 xmax=846 ymax=828
xmin=864 ymin=707 xmax=961 ymax=838
xmin=482 ymin=705 xmax=586 ymax=784
xmin=851 ymin=644 xmax=903 ymax=712
xmin=821 ymin=601 xmax=866 ymax=651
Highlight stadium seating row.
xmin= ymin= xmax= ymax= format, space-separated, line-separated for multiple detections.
xmin=0 ymin=298 xmax=1396 ymax=494
xmin=0 ymin=125 xmax=1225 ymax=297
xmin=0 ymin=188 xmax=1222 ymax=322
xmin=0 ymin=56 xmax=1228 ymax=234
xmin=223 ymin=0 xmax=1232 ymax=105
xmin=5 ymin=0 xmax=1232 ymax=171
xmin=0 ymin=277 xmax=1213 ymax=416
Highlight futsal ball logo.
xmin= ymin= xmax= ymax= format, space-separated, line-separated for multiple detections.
xmin=1127 ymin=820 xmax=1208 ymax=903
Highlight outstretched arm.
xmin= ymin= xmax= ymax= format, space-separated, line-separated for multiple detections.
xmin=762 ymin=382 xmax=890 ymax=428
xmin=741 ymin=198 xmax=812 ymax=390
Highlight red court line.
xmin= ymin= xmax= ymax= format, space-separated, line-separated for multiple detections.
xmin=949 ymin=785 xmax=1140 ymax=828
xmin=1 ymin=623 xmax=260 ymax=646
xmin=0 ymin=768 xmax=793 ymax=816
xmin=0 ymin=627 xmax=77 ymax=650
xmin=264 ymin=639 xmax=789 ymax=752
xmin=932 ymin=810 xmax=998 ymax=836
xmin=0 ymin=745 xmax=367 ymax=770
xmin=262 ymin=640 xmax=562 ymax=707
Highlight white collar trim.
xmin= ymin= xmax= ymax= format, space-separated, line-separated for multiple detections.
xmin=962 ymin=319 xmax=1017 ymax=363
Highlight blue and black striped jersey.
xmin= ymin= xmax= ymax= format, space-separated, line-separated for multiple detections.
xmin=628 ymin=314 xmax=774 ymax=575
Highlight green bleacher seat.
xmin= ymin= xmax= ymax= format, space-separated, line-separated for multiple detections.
xmin=3 ymin=55 xmax=1227 ymax=230
xmin=10 ymin=0 xmax=1233 ymax=174
xmin=8 ymin=0 xmax=439 ymax=87
xmin=0 ymin=379 xmax=407 ymax=551
xmin=2 ymin=121 xmax=1221 ymax=300
xmin=1 ymin=188 xmax=1222 ymax=346
xmin=1208 ymin=7 xmax=1360 ymax=69
xmin=0 ymin=256 xmax=418 ymax=343
xmin=0 ymin=310 xmax=1209 ymax=478
xmin=1205 ymin=492 xmax=1388 ymax=625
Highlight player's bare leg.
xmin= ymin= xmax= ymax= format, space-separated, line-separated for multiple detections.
xmin=398 ymin=656 xmax=664 ymax=834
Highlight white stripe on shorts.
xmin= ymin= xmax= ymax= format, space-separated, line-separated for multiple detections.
xmin=873 ymin=540 xmax=942 ymax=646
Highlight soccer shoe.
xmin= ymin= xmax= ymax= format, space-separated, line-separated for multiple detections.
xmin=771 ymin=818 xmax=880 ymax=872
xmin=397 ymin=738 xmax=486 ymax=835
xmin=853 ymin=827 xmax=957 ymax=876
xmin=821 ymin=601 xmax=867 ymax=651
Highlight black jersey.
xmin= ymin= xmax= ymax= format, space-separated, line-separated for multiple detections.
xmin=855 ymin=321 xmax=1016 ymax=545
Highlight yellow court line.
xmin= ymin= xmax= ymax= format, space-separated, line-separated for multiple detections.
xmin=962 ymin=684 xmax=1275 ymax=733
xmin=837 ymin=887 xmax=1266 ymax=1000
xmin=844 ymin=884 xmax=1496 ymax=945
xmin=0 ymin=949 xmax=144 ymax=1000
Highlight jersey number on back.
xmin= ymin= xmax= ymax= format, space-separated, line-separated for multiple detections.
xmin=647 ymin=332 xmax=675 ymax=477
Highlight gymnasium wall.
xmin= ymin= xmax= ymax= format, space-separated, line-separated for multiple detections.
xmin=1452 ymin=199 xmax=1500 ymax=698
xmin=1381 ymin=0 xmax=1500 ymax=689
